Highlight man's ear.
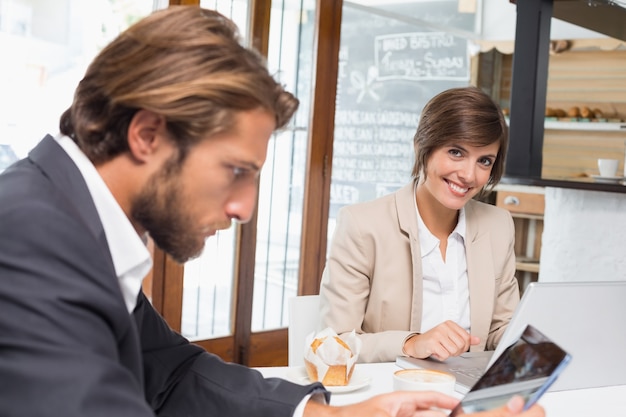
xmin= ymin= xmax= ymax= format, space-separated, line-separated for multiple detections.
xmin=127 ymin=109 xmax=166 ymax=163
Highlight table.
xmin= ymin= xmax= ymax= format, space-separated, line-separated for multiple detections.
xmin=257 ymin=362 xmax=626 ymax=415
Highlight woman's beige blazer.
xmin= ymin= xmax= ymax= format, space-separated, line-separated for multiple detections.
xmin=319 ymin=181 xmax=520 ymax=363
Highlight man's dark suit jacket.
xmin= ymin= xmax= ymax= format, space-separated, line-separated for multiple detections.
xmin=0 ymin=135 xmax=326 ymax=416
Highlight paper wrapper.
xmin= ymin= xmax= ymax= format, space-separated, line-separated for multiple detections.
xmin=303 ymin=327 xmax=361 ymax=386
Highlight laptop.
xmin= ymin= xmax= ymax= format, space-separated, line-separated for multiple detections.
xmin=396 ymin=281 xmax=626 ymax=394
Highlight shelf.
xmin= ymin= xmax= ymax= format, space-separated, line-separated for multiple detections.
xmin=510 ymin=212 xmax=543 ymax=221
xmin=544 ymin=120 xmax=626 ymax=131
xmin=505 ymin=118 xmax=626 ymax=131
xmin=516 ymin=259 xmax=540 ymax=274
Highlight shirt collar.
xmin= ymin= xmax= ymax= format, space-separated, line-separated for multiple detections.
xmin=55 ymin=135 xmax=152 ymax=313
xmin=454 ymin=206 xmax=467 ymax=241
xmin=414 ymin=183 xmax=467 ymax=256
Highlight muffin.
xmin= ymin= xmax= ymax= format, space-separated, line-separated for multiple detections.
xmin=303 ymin=328 xmax=361 ymax=386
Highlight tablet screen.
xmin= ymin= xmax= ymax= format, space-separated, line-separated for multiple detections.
xmin=449 ymin=324 xmax=571 ymax=416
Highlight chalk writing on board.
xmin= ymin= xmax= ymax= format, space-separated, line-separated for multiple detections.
xmin=330 ymin=108 xmax=416 ymax=205
xmin=329 ymin=5 xmax=470 ymax=211
xmin=375 ymin=32 xmax=469 ymax=81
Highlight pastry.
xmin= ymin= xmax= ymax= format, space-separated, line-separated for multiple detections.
xmin=303 ymin=328 xmax=361 ymax=386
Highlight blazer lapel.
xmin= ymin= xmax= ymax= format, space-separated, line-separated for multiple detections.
xmin=395 ymin=181 xmax=424 ymax=331
xmin=29 ymin=135 xmax=144 ymax=385
xmin=29 ymin=135 xmax=112 ymax=257
xmin=464 ymin=200 xmax=495 ymax=351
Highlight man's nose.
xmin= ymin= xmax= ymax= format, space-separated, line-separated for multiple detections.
xmin=225 ymin=182 xmax=259 ymax=224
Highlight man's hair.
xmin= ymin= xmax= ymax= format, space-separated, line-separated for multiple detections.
xmin=411 ymin=86 xmax=508 ymax=190
xmin=60 ymin=6 xmax=299 ymax=164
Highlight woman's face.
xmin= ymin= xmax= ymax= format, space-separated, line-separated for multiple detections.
xmin=421 ymin=141 xmax=500 ymax=211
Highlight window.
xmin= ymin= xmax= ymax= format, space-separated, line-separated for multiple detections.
xmin=180 ymin=0 xmax=318 ymax=339
xmin=328 ymin=1 xmax=476 ymax=237
xmin=0 ymin=0 xmax=158 ymax=167
xmin=180 ymin=0 xmax=251 ymax=341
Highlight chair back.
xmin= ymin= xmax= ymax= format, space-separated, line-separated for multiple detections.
xmin=288 ymin=294 xmax=320 ymax=366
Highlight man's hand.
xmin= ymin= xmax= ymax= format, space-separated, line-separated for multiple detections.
xmin=403 ymin=321 xmax=481 ymax=360
xmin=458 ymin=396 xmax=545 ymax=417
xmin=304 ymin=392 xmax=545 ymax=417
xmin=304 ymin=391 xmax=458 ymax=417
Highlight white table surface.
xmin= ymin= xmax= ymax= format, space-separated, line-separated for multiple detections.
xmin=257 ymin=362 xmax=626 ymax=415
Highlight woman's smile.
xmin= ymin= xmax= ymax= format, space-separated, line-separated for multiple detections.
xmin=445 ymin=179 xmax=470 ymax=196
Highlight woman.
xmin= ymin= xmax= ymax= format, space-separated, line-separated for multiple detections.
xmin=319 ymin=86 xmax=519 ymax=363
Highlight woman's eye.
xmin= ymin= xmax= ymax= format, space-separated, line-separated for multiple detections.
xmin=479 ymin=158 xmax=494 ymax=167
xmin=448 ymin=149 xmax=462 ymax=157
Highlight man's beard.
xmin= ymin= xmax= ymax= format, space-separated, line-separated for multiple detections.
xmin=131 ymin=165 xmax=206 ymax=264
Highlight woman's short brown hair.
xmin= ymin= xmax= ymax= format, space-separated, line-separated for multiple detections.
xmin=60 ymin=6 xmax=298 ymax=165
xmin=411 ymin=86 xmax=508 ymax=191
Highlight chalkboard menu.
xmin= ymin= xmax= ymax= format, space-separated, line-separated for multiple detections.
xmin=330 ymin=5 xmax=470 ymax=216
xmin=376 ymin=32 xmax=469 ymax=81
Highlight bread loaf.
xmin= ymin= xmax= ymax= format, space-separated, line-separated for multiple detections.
xmin=580 ymin=106 xmax=592 ymax=118
xmin=567 ymin=106 xmax=581 ymax=118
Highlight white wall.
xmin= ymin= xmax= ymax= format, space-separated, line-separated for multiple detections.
xmin=540 ymin=187 xmax=626 ymax=283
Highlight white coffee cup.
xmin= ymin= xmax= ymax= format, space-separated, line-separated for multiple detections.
xmin=393 ymin=369 xmax=456 ymax=395
xmin=598 ymin=158 xmax=619 ymax=177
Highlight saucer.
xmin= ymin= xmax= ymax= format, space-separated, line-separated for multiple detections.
xmin=286 ymin=366 xmax=371 ymax=393
xmin=591 ymin=174 xmax=625 ymax=183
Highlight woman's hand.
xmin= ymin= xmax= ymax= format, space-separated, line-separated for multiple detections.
xmin=403 ymin=321 xmax=481 ymax=360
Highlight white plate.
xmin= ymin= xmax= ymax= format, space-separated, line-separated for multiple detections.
xmin=591 ymin=174 xmax=625 ymax=183
xmin=286 ymin=366 xmax=372 ymax=393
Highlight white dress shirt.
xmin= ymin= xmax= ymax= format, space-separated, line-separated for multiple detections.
xmin=415 ymin=199 xmax=471 ymax=334
xmin=55 ymin=135 xmax=152 ymax=313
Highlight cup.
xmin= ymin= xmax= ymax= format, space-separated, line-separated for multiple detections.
xmin=393 ymin=369 xmax=456 ymax=395
xmin=597 ymin=158 xmax=619 ymax=177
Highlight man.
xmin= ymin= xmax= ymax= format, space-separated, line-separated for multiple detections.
xmin=0 ymin=6 xmax=544 ymax=417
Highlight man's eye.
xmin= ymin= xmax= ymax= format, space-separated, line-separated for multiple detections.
xmin=233 ymin=166 xmax=256 ymax=179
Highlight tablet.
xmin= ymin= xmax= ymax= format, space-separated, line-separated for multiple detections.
xmin=449 ymin=324 xmax=571 ymax=416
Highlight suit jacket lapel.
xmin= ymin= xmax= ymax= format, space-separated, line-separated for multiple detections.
xmin=395 ymin=181 xmax=424 ymax=331
xmin=29 ymin=135 xmax=112 ymax=258
xmin=465 ymin=200 xmax=495 ymax=351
